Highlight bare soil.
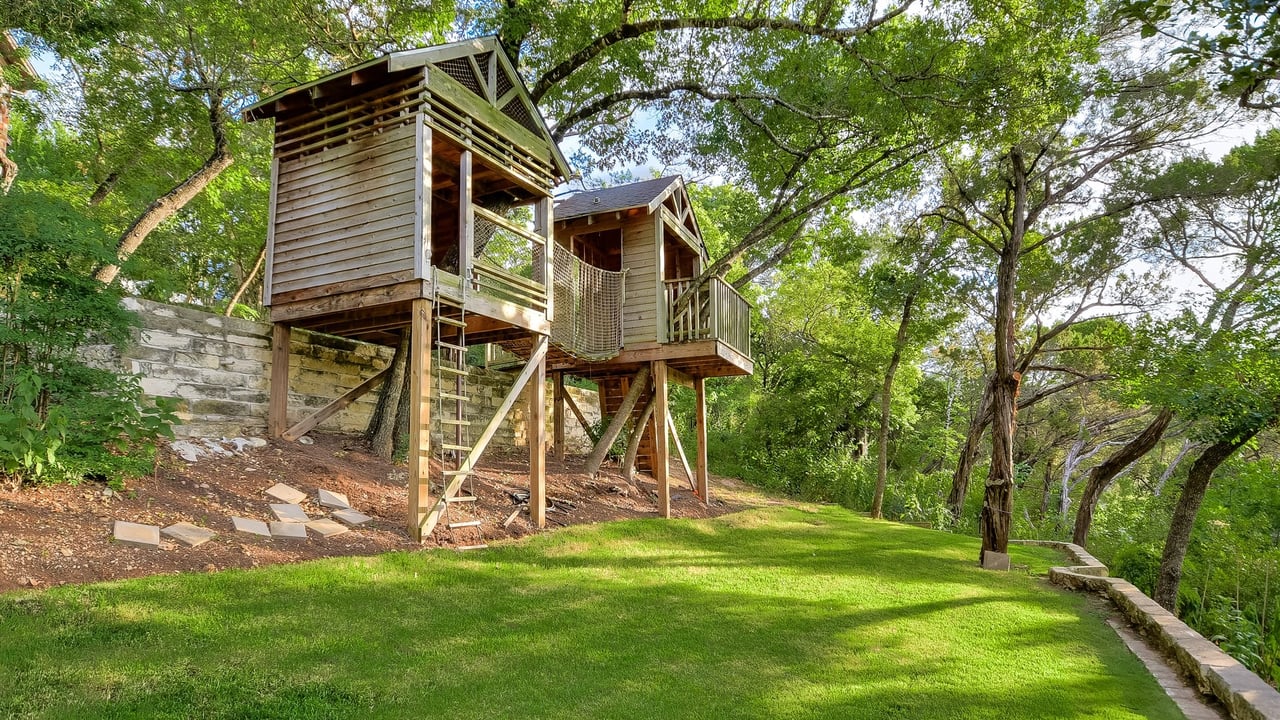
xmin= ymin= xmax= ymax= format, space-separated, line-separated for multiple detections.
xmin=0 ymin=433 xmax=765 ymax=593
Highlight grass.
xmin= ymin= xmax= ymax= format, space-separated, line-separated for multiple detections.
xmin=0 ymin=505 xmax=1181 ymax=720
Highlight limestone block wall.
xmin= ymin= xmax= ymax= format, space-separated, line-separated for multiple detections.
xmin=101 ymin=298 xmax=599 ymax=453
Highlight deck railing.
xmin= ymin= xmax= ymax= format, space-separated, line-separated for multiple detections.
xmin=665 ymin=277 xmax=751 ymax=358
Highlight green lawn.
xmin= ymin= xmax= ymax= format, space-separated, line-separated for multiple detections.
xmin=0 ymin=506 xmax=1180 ymax=720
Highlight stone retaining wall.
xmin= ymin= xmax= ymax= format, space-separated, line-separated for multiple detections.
xmin=100 ymin=298 xmax=600 ymax=451
xmin=1012 ymin=539 xmax=1280 ymax=720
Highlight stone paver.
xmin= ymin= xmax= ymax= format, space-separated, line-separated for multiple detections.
xmin=265 ymin=483 xmax=307 ymax=504
xmin=306 ymin=518 xmax=350 ymax=538
xmin=317 ymin=489 xmax=350 ymax=509
xmin=270 ymin=521 xmax=308 ymax=540
xmin=332 ymin=508 xmax=373 ymax=526
xmin=270 ymin=503 xmax=309 ymax=523
xmin=114 ymin=521 xmax=161 ymax=549
xmin=981 ymin=551 xmax=1011 ymax=571
xmin=231 ymin=517 xmax=271 ymax=536
xmin=161 ymin=522 xmax=215 ymax=547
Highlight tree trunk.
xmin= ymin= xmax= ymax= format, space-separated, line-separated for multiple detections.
xmin=622 ymin=395 xmax=657 ymax=484
xmin=872 ymin=290 xmax=916 ymax=519
xmin=224 ymin=244 xmax=267 ymax=317
xmin=979 ymin=149 xmax=1028 ymax=564
xmin=366 ymin=333 xmax=410 ymax=460
xmin=95 ymin=93 xmax=232 ymax=285
xmin=390 ymin=360 xmax=413 ymax=458
xmin=585 ymin=366 xmax=651 ymax=476
xmin=1072 ymin=408 xmax=1174 ymax=547
xmin=0 ymin=84 xmax=17 ymax=194
xmin=947 ymin=377 xmax=993 ymax=522
xmin=1154 ymin=425 xmax=1266 ymax=609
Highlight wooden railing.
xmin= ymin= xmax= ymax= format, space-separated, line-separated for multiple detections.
xmin=473 ymin=258 xmax=547 ymax=312
xmin=665 ymin=277 xmax=751 ymax=358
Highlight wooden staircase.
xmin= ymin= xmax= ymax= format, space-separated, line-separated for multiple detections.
xmin=598 ymin=376 xmax=657 ymax=472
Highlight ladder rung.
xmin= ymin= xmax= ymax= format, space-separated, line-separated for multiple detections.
xmin=435 ymin=316 xmax=467 ymax=327
xmin=442 ymin=443 xmax=471 ymax=451
xmin=440 ymin=419 xmax=471 ymax=426
xmin=446 ymin=495 xmax=477 ymax=503
xmin=448 ymin=520 xmax=482 ymax=529
xmin=442 ymin=469 xmax=471 ymax=476
xmin=439 ymin=391 xmax=468 ymax=401
xmin=456 ymin=544 xmax=488 ymax=551
xmin=438 ymin=366 xmax=469 ymax=376
xmin=436 ymin=341 xmax=467 ymax=352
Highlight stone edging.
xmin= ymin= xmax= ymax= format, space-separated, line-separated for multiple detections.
xmin=1011 ymin=539 xmax=1280 ymax=720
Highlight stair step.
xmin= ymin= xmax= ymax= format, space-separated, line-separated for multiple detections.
xmin=435 ymin=315 xmax=467 ymax=327
xmin=442 ymin=443 xmax=471 ymax=451
xmin=457 ymin=544 xmax=488 ymax=551
xmin=448 ymin=520 xmax=482 ymax=529
xmin=446 ymin=495 xmax=477 ymax=503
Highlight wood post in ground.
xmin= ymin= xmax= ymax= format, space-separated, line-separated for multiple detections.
xmin=553 ymin=371 xmax=565 ymax=461
xmin=584 ymin=366 xmax=651 ymax=476
xmin=695 ymin=376 xmax=709 ymax=504
xmin=268 ymin=323 xmax=291 ymax=438
xmin=406 ymin=299 xmax=432 ymax=540
xmin=623 ymin=392 xmax=657 ymax=483
xmin=653 ymin=360 xmax=670 ymax=518
xmin=529 ymin=347 xmax=547 ymax=528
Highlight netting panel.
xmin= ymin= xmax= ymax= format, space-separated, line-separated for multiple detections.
xmin=551 ymin=250 xmax=625 ymax=361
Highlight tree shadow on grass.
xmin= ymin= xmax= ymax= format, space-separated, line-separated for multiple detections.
xmin=0 ymin=507 xmax=1178 ymax=720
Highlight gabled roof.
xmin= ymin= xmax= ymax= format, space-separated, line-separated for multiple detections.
xmin=0 ymin=32 xmax=39 ymax=89
xmin=242 ymin=36 xmax=571 ymax=182
xmin=556 ymin=176 xmax=684 ymax=219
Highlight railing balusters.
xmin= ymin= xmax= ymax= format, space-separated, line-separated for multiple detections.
xmin=664 ymin=277 xmax=751 ymax=358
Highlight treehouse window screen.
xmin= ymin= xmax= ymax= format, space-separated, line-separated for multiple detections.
xmin=551 ymin=250 xmax=625 ymax=361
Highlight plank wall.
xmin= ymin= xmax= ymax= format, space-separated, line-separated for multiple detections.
xmin=269 ymin=122 xmax=419 ymax=302
xmin=621 ymin=214 xmax=660 ymax=346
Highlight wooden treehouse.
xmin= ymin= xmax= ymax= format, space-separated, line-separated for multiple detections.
xmin=244 ymin=37 xmax=570 ymax=543
xmin=497 ymin=176 xmax=753 ymax=517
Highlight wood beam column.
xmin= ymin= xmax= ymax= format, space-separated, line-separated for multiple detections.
xmin=553 ymin=371 xmax=565 ymax=461
xmin=695 ymin=376 xmax=709 ymax=505
xmin=459 ymin=150 xmax=474 ymax=286
xmin=529 ymin=346 xmax=547 ymax=528
xmin=406 ymin=299 xmax=432 ymax=540
xmin=653 ymin=360 xmax=670 ymax=518
xmin=268 ymin=323 xmax=291 ymax=438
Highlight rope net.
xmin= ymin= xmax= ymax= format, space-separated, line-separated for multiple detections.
xmin=551 ymin=249 xmax=625 ymax=361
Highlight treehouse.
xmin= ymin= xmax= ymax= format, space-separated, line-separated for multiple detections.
xmin=497 ymin=176 xmax=753 ymax=511
xmin=244 ymin=37 xmax=570 ymax=543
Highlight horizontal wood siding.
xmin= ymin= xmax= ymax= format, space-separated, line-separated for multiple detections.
xmin=621 ymin=218 xmax=658 ymax=347
xmin=270 ymin=123 xmax=418 ymax=301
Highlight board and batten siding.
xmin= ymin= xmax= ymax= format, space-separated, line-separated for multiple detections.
xmin=269 ymin=122 xmax=419 ymax=301
xmin=621 ymin=216 xmax=659 ymax=347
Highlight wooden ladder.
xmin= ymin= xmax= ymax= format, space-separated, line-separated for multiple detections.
xmin=433 ymin=294 xmax=486 ymax=551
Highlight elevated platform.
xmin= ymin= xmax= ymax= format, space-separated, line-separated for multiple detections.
xmin=494 ymin=336 xmax=752 ymax=381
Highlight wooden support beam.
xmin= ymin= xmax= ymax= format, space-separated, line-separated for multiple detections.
xmin=695 ymin=376 xmax=709 ymax=505
xmin=623 ymin=392 xmax=656 ymax=483
xmin=666 ymin=411 xmax=696 ymax=493
xmin=459 ymin=150 xmax=474 ymax=285
xmin=268 ymin=323 xmax=291 ymax=438
xmin=282 ymin=367 xmax=390 ymax=442
xmin=553 ymin=372 xmax=566 ymax=461
xmin=418 ymin=337 xmax=549 ymax=538
xmin=406 ymin=299 xmax=432 ymax=540
xmin=653 ymin=361 xmax=670 ymax=518
xmin=585 ymin=366 xmax=651 ymax=477
xmin=563 ymin=387 xmax=591 ymax=434
xmin=529 ymin=348 xmax=547 ymax=529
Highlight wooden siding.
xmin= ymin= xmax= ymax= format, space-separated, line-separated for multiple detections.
xmin=621 ymin=216 xmax=659 ymax=347
xmin=270 ymin=123 xmax=418 ymax=301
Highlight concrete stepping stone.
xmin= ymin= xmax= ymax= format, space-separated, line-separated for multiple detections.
xmin=982 ymin=551 xmax=1011 ymax=571
xmin=331 ymin=508 xmax=373 ymax=526
xmin=306 ymin=519 xmax=349 ymax=538
xmin=161 ymin=522 xmax=215 ymax=548
xmin=270 ymin=521 xmax=307 ymax=540
xmin=265 ymin=483 xmax=307 ymax=504
xmin=317 ymin=489 xmax=350 ymax=509
xmin=114 ymin=521 xmax=161 ymax=549
xmin=232 ymin=517 xmax=271 ymax=537
xmin=270 ymin=503 xmax=309 ymax=523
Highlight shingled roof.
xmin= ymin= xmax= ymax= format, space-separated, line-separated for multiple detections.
xmin=555 ymin=176 xmax=683 ymax=220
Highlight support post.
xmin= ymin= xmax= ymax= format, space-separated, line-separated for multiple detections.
xmin=653 ymin=360 xmax=670 ymax=518
xmin=695 ymin=376 xmax=709 ymax=504
xmin=268 ymin=323 xmax=291 ymax=438
xmin=529 ymin=347 xmax=547 ymax=528
xmin=459 ymin=150 xmax=474 ymax=284
xmin=553 ymin=372 xmax=566 ymax=461
xmin=407 ymin=299 xmax=432 ymax=540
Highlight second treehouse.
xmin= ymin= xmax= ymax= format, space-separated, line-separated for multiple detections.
xmin=243 ymin=37 xmax=753 ymax=542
